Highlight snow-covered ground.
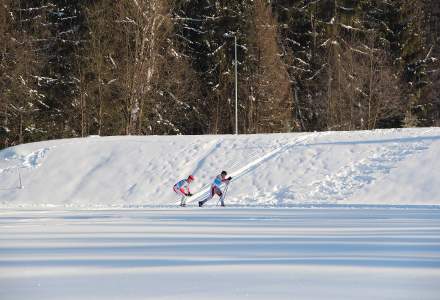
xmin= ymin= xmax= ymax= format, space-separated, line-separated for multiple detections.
xmin=1 ymin=207 xmax=439 ymax=300
xmin=1 ymin=128 xmax=440 ymax=299
xmin=1 ymin=128 xmax=440 ymax=207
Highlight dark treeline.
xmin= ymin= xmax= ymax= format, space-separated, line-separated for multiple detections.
xmin=1 ymin=0 xmax=439 ymax=149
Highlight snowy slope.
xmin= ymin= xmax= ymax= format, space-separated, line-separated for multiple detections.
xmin=0 ymin=128 xmax=439 ymax=207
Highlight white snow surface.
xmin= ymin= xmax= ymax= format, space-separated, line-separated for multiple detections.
xmin=1 ymin=127 xmax=440 ymax=207
xmin=1 ymin=128 xmax=440 ymax=299
xmin=1 ymin=208 xmax=439 ymax=300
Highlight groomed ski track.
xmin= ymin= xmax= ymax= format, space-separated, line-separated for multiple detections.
xmin=184 ymin=132 xmax=324 ymax=205
xmin=1 ymin=207 xmax=439 ymax=300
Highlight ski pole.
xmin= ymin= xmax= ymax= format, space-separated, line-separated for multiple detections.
xmin=217 ymin=182 xmax=230 ymax=206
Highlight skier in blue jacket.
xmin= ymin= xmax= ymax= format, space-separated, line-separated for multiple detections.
xmin=199 ymin=171 xmax=232 ymax=207
xmin=173 ymin=175 xmax=194 ymax=207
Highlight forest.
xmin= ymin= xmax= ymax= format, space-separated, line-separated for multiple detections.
xmin=1 ymin=0 xmax=439 ymax=149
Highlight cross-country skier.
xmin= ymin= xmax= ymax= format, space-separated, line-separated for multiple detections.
xmin=199 ymin=171 xmax=232 ymax=207
xmin=173 ymin=175 xmax=194 ymax=207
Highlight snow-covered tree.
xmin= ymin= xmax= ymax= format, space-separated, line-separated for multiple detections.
xmin=246 ymin=0 xmax=294 ymax=133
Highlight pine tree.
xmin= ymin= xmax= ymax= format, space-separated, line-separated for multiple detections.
xmin=424 ymin=0 xmax=440 ymax=125
xmin=174 ymin=0 xmax=251 ymax=134
xmin=247 ymin=0 xmax=294 ymax=133
xmin=1 ymin=0 xmax=439 ymax=149
xmin=0 ymin=1 xmax=47 ymax=147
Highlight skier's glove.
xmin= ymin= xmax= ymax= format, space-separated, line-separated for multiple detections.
xmin=227 ymin=177 xmax=232 ymax=181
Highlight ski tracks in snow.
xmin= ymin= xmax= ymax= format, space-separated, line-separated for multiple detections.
xmin=186 ymin=132 xmax=324 ymax=204
xmin=22 ymin=148 xmax=51 ymax=169
xmin=305 ymin=129 xmax=435 ymax=203
xmin=228 ymin=132 xmax=325 ymax=181
xmin=0 ymin=137 xmax=113 ymax=190
xmin=0 ymin=147 xmax=51 ymax=190
xmin=0 ymin=147 xmax=50 ymax=173
xmin=188 ymin=139 xmax=224 ymax=176
xmin=225 ymin=129 xmax=437 ymax=206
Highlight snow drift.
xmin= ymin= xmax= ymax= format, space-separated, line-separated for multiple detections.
xmin=1 ymin=128 xmax=439 ymax=207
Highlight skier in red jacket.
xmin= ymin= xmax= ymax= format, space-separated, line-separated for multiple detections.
xmin=173 ymin=175 xmax=194 ymax=207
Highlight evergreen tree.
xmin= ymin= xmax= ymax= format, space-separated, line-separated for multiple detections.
xmin=174 ymin=0 xmax=251 ymax=134
xmin=0 ymin=1 xmax=47 ymax=147
xmin=246 ymin=0 xmax=294 ymax=133
xmin=1 ymin=0 xmax=439 ymax=149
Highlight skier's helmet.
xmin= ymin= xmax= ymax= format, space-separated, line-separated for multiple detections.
xmin=221 ymin=171 xmax=227 ymax=177
xmin=188 ymin=175 xmax=195 ymax=181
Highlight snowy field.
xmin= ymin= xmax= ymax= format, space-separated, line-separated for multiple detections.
xmin=1 ymin=207 xmax=440 ymax=300
xmin=1 ymin=128 xmax=440 ymax=207
xmin=1 ymin=128 xmax=440 ymax=299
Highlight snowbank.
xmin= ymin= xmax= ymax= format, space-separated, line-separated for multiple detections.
xmin=1 ymin=128 xmax=439 ymax=207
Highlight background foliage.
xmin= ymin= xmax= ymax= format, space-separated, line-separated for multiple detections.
xmin=1 ymin=0 xmax=439 ymax=148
